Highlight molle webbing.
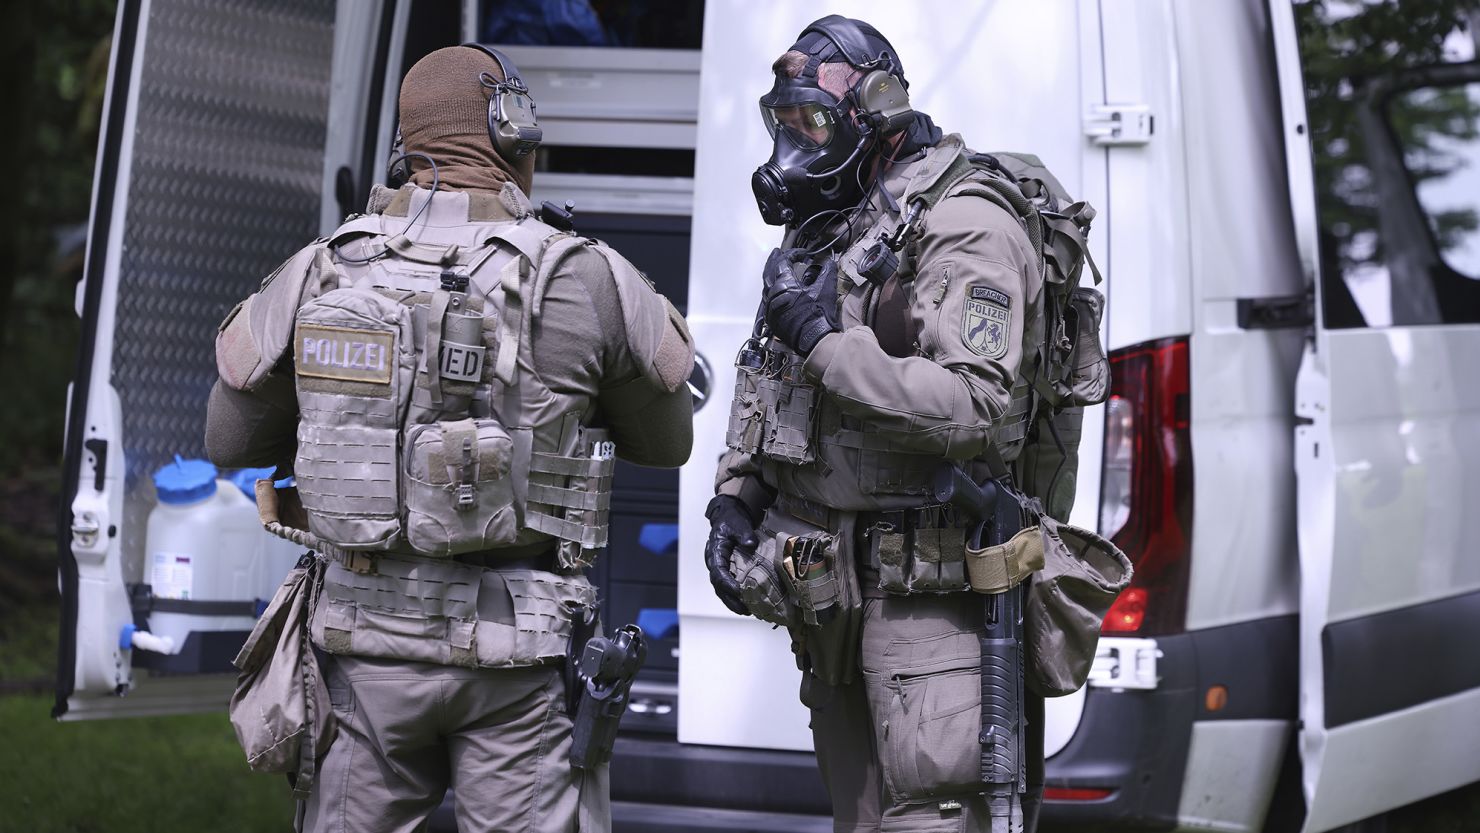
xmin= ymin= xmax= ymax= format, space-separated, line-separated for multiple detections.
xmin=313 ymin=557 xmax=597 ymax=669
xmin=524 ymin=416 xmax=615 ymax=566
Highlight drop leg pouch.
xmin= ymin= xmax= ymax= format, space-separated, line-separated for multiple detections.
xmin=229 ymin=556 xmax=335 ymax=796
xmin=1023 ymin=517 xmax=1132 ymax=697
xmin=761 ymin=507 xmax=863 ymax=687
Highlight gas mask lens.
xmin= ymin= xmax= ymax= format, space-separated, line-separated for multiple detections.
xmin=761 ymin=102 xmax=836 ymax=151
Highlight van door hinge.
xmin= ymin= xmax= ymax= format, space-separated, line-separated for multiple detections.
xmin=1084 ymin=104 xmax=1153 ymax=146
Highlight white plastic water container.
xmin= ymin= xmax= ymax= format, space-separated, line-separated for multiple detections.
xmin=144 ymin=458 xmax=261 ymax=650
xmin=227 ymin=467 xmax=308 ymax=600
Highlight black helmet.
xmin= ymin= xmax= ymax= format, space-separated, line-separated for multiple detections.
xmin=751 ymin=16 xmax=912 ymax=229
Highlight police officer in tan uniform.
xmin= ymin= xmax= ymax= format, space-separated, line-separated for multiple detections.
xmin=706 ymin=17 xmax=1050 ymax=833
xmin=207 ymin=45 xmax=693 ymax=833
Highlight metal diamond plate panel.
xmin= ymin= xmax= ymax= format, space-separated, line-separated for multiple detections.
xmin=112 ymin=0 xmax=334 ymax=576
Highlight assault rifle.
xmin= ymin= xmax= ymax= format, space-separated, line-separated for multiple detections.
xmin=933 ymin=463 xmax=1027 ymax=833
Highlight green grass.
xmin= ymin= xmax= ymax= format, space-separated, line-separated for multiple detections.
xmin=0 ymin=693 xmax=294 ymax=832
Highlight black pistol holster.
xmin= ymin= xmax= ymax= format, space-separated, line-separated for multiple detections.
xmin=568 ymin=624 xmax=647 ymax=770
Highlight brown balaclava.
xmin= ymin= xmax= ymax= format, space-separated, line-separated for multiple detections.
xmin=397 ymin=46 xmax=536 ymax=197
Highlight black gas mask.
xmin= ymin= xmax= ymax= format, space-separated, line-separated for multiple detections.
xmin=751 ymin=15 xmax=915 ymax=229
xmin=752 ymin=79 xmax=873 ymax=228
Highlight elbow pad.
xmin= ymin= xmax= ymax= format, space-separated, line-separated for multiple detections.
xmin=590 ymin=242 xmax=695 ymax=394
xmin=215 ymin=244 xmax=323 ymax=391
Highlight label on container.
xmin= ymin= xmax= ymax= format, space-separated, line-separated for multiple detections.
xmin=150 ymin=551 xmax=194 ymax=600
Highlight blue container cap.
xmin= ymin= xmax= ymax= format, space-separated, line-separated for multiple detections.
xmin=154 ymin=456 xmax=218 ymax=505
xmin=636 ymin=608 xmax=680 ymax=641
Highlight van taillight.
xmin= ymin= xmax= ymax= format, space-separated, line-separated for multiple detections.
xmin=1098 ymin=337 xmax=1192 ymax=635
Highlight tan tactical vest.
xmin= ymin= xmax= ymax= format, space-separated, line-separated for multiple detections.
xmin=219 ymin=183 xmax=660 ymax=668
xmin=726 ymin=141 xmax=1042 ymax=511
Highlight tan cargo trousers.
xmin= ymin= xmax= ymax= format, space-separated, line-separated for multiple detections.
xmin=300 ymin=655 xmax=608 ymax=833
xmin=808 ymin=592 xmax=1045 ymax=833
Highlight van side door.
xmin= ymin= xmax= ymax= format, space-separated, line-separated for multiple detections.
xmin=1271 ymin=2 xmax=1480 ymax=829
xmin=56 ymin=0 xmax=386 ymax=720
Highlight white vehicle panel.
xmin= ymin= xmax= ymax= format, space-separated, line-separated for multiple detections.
xmin=681 ymin=0 xmax=1106 ymax=750
xmin=1319 ymin=329 xmax=1480 ymax=622
xmin=1175 ymin=0 xmax=1303 ymax=632
xmin=67 ymin=0 xmax=153 ymax=709
xmin=1303 ymin=687 xmax=1480 ymax=833
xmin=1270 ymin=2 xmax=1480 ymax=827
xmin=61 ymin=0 xmax=339 ymax=718
xmin=1099 ymin=0 xmax=1193 ymax=352
xmin=1174 ymin=721 xmax=1289 ymax=833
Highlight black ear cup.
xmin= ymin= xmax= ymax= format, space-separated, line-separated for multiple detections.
xmin=463 ymin=43 xmax=543 ymax=162
xmin=386 ymin=128 xmax=410 ymax=187
xmin=483 ymin=73 xmax=542 ymax=160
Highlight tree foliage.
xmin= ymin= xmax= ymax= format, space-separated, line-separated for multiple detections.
xmin=1295 ymin=0 xmax=1480 ymax=287
xmin=0 ymin=0 xmax=115 ymax=470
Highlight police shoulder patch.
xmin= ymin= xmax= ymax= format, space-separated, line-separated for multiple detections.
xmin=962 ymin=285 xmax=1012 ymax=359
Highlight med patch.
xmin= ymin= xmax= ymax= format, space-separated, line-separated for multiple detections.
xmin=963 ymin=286 xmax=1012 ymax=359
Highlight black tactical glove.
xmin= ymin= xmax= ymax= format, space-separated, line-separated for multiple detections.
xmin=761 ymin=247 xmax=840 ymax=355
xmin=704 ymin=495 xmax=760 ymax=617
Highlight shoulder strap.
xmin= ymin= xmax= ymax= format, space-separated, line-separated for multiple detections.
xmin=530 ymin=235 xmax=592 ymax=319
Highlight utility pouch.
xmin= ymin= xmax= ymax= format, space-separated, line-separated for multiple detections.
xmin=228 ymin=554 xmax=334 ymax=796
xmin=402 ymin=417 xmax=526 ymax=557
xmin=762 ymin=507 xmax=864 ymax=687
xmin=724 ymin=348 xmax=818 ymax=465
xmin=869 ymin=651 xmax=984 ymax=805
xmin=1016 ymin=406 xmax=1084 ymax=524
xmin=293 ymin=287 xmax=416 ymax=550
xmin=729 ymin=529 xmax=795 ymax=628
xmin=1062 ymin=287 xmax=1109 ymax=407
xmin=965 ymin=525 xmax=1047 ymax=595
xmin=725 ymin=362 xmax=766 ymax=455
xmin=868 ymin=508 xmax=972 ymax=595
xmin=1024 ymin=516 xmax=1132 ymax=697
xmin=761 ymin=368 xmax=817 ymax=465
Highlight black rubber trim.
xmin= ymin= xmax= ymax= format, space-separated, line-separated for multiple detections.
xmin=1323 ymin=588 xmax=1480 ymax=727
xmin=1041 ymin=633 xmax=1197 ymax=832
xmin=145 ymin=598 xmax=260 ymax=617
xmin=355 ymin=0 xmax=398 ymax=212
xmin=1190 ymin=614 xmax=1298 ymax=721
xmin=130 ymin=629 xmax=249 ymax=676
xmin=1043 ymin=615 xmax=1302 ymax=830
xmin=54 ymin=0 xmax=143 ymax=719
xmin=612 ymin=801 xmax=832 ymax=833
xmin=1236 ymin=295 xmax=1314 ymax=330
xmin=609 ymin=735 xmax=831 ymax=816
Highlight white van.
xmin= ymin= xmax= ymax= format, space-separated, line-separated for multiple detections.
xmin=57 ymin=1 xmax=1480 ymax=831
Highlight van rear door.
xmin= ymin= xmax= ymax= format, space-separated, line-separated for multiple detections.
xmin=1271 ymin=2 xmax=1480 ymax=829
xmin=55 ymin=0 xmax=372 ymax=720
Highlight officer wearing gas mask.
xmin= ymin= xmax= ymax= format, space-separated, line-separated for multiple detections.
xmin=706 ymin=16 xmax=1056 ymax=833
xmin=206 ymin=45 xmax=694 ymax=832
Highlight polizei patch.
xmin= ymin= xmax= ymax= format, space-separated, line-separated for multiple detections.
xmin=963 ymin=286 xmax=1012 ymax=359
xmin=295 ymin=323 xmax=395 ymax=385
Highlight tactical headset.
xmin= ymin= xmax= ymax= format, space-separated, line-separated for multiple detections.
xmin=800 ymin=15 xmax=913 ymax=137
xmin=462 ymin=43 xmax=543 ymax=160
xmin=387 ymin=43 xmax=542 ymax=186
